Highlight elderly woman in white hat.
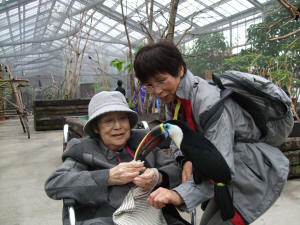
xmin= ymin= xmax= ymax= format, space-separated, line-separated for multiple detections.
xmin=45 ymin=91 xmax=188 ymax=225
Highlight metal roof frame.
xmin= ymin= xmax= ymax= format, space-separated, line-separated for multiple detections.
xmin=0 ymin=0 xmax=274 ymax=79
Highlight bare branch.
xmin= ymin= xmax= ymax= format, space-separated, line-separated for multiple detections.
xmin=276 ymin=0 xmax=300 ymax=19
xmin=265 ymin=6 xmax=283 ymax=17
xmin=148 ymin=0 xmax=154 ymax=43
xmin=266 ymin=15 xmax=292 ymax=34
xmin=288 ymin=75 xmax=300 ymax=122
xmin=120 ymin=0 xmax=135 ymax=98
xmin=176 ymin=11 xmax=198 ymax=46
xmin=76 ymin=11 xmax=96 ymax=85
xmin=248 ymin=54 xmax=262 ymax=74
xmin=269 ymin=29 xmax=300 ymax=41
xmin=64 ymin=9 xmax=95 ymax=98
xmin=279 ymin=17 xmax=294 ymax=29
xmin=153 ymin=19 xmax=163 ymax=38
xmin=92 ymin=43 xmax=109 ymax=89
xmin=0 ymin=96 xmax=19 ymax=108
xmin=134 ymin=2 xmax=154 ymax=43
xmin=166 ymin=0 xmax=179 ymax=40
xmin=139 ymin=21 xmax=154 ymax=41
xmin=288 ymin=36 xmax=300 ymax=47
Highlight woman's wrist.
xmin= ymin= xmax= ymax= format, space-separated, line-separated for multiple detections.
xmin=107 ymin=168 xmax=116 ymax=186
xmin=152 ymin=168 xmax=160 ymax=188
xmin=170 ymin=190 xmax=184 ymax=206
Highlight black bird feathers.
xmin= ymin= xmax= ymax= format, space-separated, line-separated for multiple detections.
xmin=164 ymin=120 xmax=234 ymax=220
xmin=165 ymin=120 xmax=231 ymax=184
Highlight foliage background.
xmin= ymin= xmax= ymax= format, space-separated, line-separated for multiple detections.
xmin=181 ymin=0 xmax=299 ymax=97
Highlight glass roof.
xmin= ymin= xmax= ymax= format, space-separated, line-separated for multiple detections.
xmin=0 ymin=0 xmax=273 ymax=79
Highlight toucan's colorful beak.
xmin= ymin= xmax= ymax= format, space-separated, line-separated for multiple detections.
xmin=134 ymin=124 xmax=168 ymax=160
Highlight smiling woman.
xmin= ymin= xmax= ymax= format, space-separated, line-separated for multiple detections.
xmin=93 ymin=111 xmax=131 ymax=151
xmin=44 ymin=91 xmax=188 ymax=225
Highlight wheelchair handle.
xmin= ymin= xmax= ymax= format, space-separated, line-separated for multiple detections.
xmin=63 ymin=198 xmax=76 ymax=225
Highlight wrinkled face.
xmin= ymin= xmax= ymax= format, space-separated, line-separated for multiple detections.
xmin=143 ymin=66 xmax=184 ymax=103
xmin=93 ymin=111 xmax=130 ymax=151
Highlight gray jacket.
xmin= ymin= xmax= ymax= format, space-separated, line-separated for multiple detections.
xmin=169 ymin=71 xmax=289 ymax=224
xmin=45 ymin=129 xmax=182 ymax=225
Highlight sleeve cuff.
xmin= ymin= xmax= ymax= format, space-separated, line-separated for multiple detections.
xmin=90 ymin=169 xmax=109 ymax=196
xmin=172 ymin=178 xmax=214 ymax=212
xmin=158 ymin=170 xmax=169 ymax=188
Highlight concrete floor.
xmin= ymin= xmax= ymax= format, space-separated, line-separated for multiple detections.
xmin=0 ymin=117 xmax=300 ymax=225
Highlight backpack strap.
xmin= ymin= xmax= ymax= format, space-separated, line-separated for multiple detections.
xmin=212 ymin=73 xmax=224 ymax=89
xmin=200 ymin=88 xmax=233 ymax=132
xmin=198 ymin=73 xmax=232 ymax=132
xmin=202 ymin=73 xmax=267 ymax=140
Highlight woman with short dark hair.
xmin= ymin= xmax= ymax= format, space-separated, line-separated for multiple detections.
xmin=133 ymin=40 xmax=289 ymax=225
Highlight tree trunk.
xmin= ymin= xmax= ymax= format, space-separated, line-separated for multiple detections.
xmin=120 ymin=0 xmax=136 ymax=100
xmin=141 ymin=0 xmax=155 ymax=114
xmin=159 ymin=0 xmax=179 ymax=121
xmin=0 ymin=67 xmax=4 ymax=119
xmin=166 ymin=0 xmax=179 ymax=41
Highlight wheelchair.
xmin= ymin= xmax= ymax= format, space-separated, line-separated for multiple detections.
xmin=62 ymin=116 xmax=197 ymax=225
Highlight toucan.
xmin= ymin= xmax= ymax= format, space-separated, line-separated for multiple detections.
xmin=134 ymin=120 xmax=234 ymax=221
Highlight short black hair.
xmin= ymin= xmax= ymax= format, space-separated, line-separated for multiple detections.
xmin=117 ymin=80 xmax=122 ymax=86
xmin=134 ymin=40 xmax=186 ymax=83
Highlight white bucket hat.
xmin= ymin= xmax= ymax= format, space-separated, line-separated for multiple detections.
xmin=83 ymin=91 xmax=138 ymax=137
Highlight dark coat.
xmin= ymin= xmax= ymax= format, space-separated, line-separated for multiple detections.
xmin=115 ymin=86 xmax=126 ymax=96
xmin=45 ymin=129 xmax=183 ymax=225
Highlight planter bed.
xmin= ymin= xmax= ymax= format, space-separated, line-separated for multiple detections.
xmin=33 ymin=99 xmax=89 ymax=131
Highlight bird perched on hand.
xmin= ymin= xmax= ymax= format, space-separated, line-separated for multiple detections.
xmin=134 ymin=119 xmax=234 ymax=221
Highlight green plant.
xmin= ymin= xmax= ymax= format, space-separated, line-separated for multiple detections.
xmin=109 ymin=45 xmax=146 ymax=114
xmin=110 ymin=58 xmax=127 ymax=72
xmin=110 ymin=45 xmax=143 ymax=74
xmin=181 ymin=32 xmax=229 ymax=76
xmin=222 ymin=52 xmax=300 ymax=96
xmin=127 ymin=97 xmax=135 ymax=110
xmin=221 ymin=0 xmax=299 ymax=100
xmin=247 ymin=0 xmax=300 ymax=57
xmin=42 ymin=88 xmax=57 ymax=100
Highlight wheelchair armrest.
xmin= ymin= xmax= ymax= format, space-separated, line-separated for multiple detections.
xmin=63 ymin=117 xmax=87 ymax=151
xmin=136 ymin=120 xmax=150 ymax=131
xmin=63 ymin=198 xmax=76 ymax=225
xmin=140 ymin=121 xmax=150 ymax=131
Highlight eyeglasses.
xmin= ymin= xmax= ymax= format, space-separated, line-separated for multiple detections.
xmin=144 ymin=79 xmax=166 ymax=92
xmin=99 ymin=115 xmax=129 ymax=128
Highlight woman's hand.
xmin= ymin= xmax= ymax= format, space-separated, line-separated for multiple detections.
xmin=182 ymin=161 xmax=193 ymax=183
xmin=147 ymin=187 xmax=184 ymax=209
xmin=108 ymin=160 xmax=145 ymax=186
xmin=133 ymin=168 xmax=162 ymax=190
